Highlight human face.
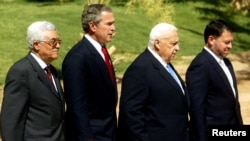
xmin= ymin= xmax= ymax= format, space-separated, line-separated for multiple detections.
xmin=155 ymin=31 xmax=179 ymax=63
xmin=209 ymin=30 xmax=233 ymax=59
xmin=34 ymin=30 xmax=61 ymax=64
xmin=90 ymin=11 xmax=115 ymax=44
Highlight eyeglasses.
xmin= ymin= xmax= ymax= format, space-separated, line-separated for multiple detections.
xmin=39 ymin=38 xmax=62 ymax=47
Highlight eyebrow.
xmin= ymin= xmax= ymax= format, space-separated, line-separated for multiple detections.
xmin=49 ymin=38 xmax=61 ymax=41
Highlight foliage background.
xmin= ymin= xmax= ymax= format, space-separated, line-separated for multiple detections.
xmin=0 ymin=0 xmax=250 ymax=86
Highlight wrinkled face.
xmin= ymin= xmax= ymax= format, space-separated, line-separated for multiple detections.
xmin=33 ymin=30 xmax=61 ymax=64
xmin=89 ymin=11 xmax=115 ymax=44
xmin=154 ymin=30 xmax=179 ymax=63
xmin=209 ymin=30 xmax=234 ymax=58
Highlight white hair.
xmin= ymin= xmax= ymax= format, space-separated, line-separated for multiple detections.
xmin=148 ymin=23 xmax=177 ymax=48
xmin=27 ymin=21 xmax=56 ymax=49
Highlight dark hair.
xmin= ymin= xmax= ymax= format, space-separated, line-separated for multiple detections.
xmin=204 ymin=19 xmax=235 ymax=43
xmin=81 ymin=4 xmax=112 ymax=33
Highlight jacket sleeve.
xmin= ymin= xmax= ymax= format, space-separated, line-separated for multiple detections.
xmin=1 ymin=66 xmax=29 ymax=141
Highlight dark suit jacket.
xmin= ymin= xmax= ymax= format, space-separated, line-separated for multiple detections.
xmin=62 ymin=37 xmax=118 ymax=141
xmin=0 ymin=53 xmax=65 ymax=141
xmin=186 ymin=49 xmax=243 ymax=141
xmin=118 ymin=49 xmax=190 ymax=141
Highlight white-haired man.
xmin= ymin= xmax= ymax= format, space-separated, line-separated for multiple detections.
xmin=0 ymin=21 xmax=65 ymax=141
xmin=118 ymin=23 xmax=190 ymax=141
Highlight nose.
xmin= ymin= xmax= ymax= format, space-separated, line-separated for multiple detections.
xmin=175 ymin=45 xmax=180 ymax=51
xmin=55 ymin=42 xmax=60 ymax=48
xmin=228 ymin=42 xmax=233 ymax=49
xmin=111 ymin=24 xmax=115 ymax=31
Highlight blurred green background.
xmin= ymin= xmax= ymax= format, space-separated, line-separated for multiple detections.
xmin=0 ymin=0 xmax=250 ymax=86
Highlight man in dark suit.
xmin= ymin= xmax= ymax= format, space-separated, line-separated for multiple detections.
xmin=118 ymin=23 xmax=190 ymax=141
xmin=62 ymin=4 xmax=117 ymax=141
xmin=185 ymin=19 xmax=243 ymax=141
xmin=0 ymin=21 xmax=65 ymax=141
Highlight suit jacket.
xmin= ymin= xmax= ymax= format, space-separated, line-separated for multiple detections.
xmin=62 ymin=37 xmax=118 ymax=141
xmin=186 ymin=49 xmax=243 ymax=141
xmin=0 ymin=53 xmax=65 ymax=141
xmin=118 ymin=49 xmax=190 ymax=141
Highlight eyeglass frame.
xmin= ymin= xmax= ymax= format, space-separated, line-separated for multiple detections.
xmin=38 ymin=38 xmax=62 ymax=47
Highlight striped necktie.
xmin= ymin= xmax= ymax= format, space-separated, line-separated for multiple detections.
xmin=44 ymin=66 xmax=53 ymax=83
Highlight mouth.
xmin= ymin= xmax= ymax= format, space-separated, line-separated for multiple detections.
xmin=52 ymin=49 xmax=59 ymax=53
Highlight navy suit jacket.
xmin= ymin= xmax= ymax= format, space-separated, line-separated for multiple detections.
xmin=0 ymin=53 xmax=65 ymax=141
xmin=186 ymin=49 xmax=243 ymax=141
xmin=62 ymin=37 xmax=118 ymax=141
xmin=118 ymin=49 xmax=190 ymax=141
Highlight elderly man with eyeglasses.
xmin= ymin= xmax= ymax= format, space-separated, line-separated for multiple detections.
xmin=0 ymin=21 xmax=65 ymax=141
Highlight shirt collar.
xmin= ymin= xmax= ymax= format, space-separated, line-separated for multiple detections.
xmin=85 ymin=34 xmax=102 ymax=50
xmin=30 ymin=52 xmax=48 ymax=69
xmin=147 ymin=47 xmax=168 ymax=68
xmin=204 ymin=46 xmax=222 ymax=63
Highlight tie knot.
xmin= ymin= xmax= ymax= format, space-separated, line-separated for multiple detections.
xmin=219 ymin=60 xmax=225 ymax=66
xmin=44 ymin=66 xmax=51 ymax=72
xmin=102 ymin=44 xmax=106 ymax=48
xmin=166 ymin=63 xmax=171 ymax=69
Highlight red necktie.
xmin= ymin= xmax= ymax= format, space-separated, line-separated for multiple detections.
xmin=45 ymin=66 xmax=53 ymax=82
xmin=101 ymin=45 xmax=114 ymax=83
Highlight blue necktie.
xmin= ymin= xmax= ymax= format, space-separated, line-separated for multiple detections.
xmin=166 ymin=64 xmax=184 ymax=93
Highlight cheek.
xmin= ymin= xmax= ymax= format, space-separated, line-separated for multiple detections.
xmin=49 ymin=52 xmax=59 ymax=59
xmin=214 ymin=40 xmax=224 ymax=47
xmin=159 ymin=47 xmax=170 ymax=57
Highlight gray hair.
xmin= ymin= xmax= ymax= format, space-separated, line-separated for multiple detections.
xmin=27 ymin=21 xmax=56 ymax=49
xmin=148 ymin=23 xmax=177 ymax=48
xmin=81 ymin=4 xmax=112 ymax=33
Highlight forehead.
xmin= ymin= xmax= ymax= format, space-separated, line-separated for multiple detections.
xmin=217 ymin=30 xmax=234 ymax=40
xmin=100 ymin=11 xmax=114 ymax=21
xmin=43 ymin=30 xmax=59 ymax=39
xmin=164 ymin=31 xmax=179 ymax=41
xmin=221 ymin=30 xmax=233 ymax=36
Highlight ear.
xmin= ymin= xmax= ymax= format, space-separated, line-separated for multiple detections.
xmin=207 ymin=35 xmax=215 ymax=46
xmin=88 ymin=22 xmax=97 ymax=32
xmin=154 ymin=39 xmax=160 ymax=50
xmin=33 ymin=41 xmax=40 ymax=51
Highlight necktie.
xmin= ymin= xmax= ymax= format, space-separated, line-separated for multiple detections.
xmin=44 ymin=66 xmax=53 ymax=83
xmin=219 ymin=60 xmax=236 ymax=96
xmin=101 ymin=45 xmax=114 ymax=83
xmin=166 ymin=63 xmax=184 ymax=94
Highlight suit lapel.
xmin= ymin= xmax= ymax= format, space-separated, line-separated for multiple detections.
xmin=26 ymin=54 xmax=62 ymax=100
xmin=145 ymin=50 xmax=185 ymax=97
xmin=204 ymin=50 xmax=236 ymax=98
xmin=168 ymin=63 xmax=186 ymax=91
xmin=83 ymin=38 xmax=115 ymax=86
xmin=224 ymin=58 xmax=238 ymax=99
xmin=50 ymin=66 xmax=64 ymax=101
